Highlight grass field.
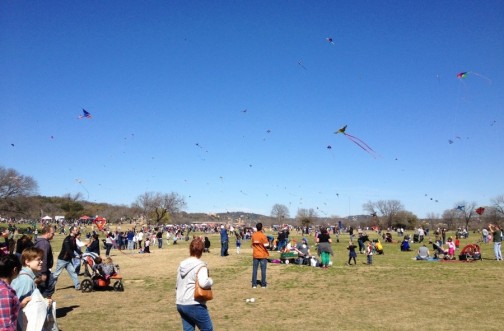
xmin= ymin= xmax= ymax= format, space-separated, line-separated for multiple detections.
xmin=46 ymin=229 xmax=503 ymax=331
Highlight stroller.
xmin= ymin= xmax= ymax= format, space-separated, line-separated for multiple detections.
xmin=81 ymin=252 xmax=124 ymax=292
xmin=459 ymin=244 xmax=481 ymax=261
xmin=432 ymin=243 xmax=448 ymax=259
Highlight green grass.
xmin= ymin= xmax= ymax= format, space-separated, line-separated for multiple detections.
xmin=37 ymin=228 xmax=504 ymax=330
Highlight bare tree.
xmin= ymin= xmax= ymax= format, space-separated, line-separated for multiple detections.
xmin=296 ymin=208 xmax=318 ymax=228
xmin=0 ymin=167 xmax=39 ymax=216
xmin=442 ymin=209 xmax=457 ymax=230
xmin=132 ymin=192 xmax=186 ymax=224
xmin=491 ymin=195 xmax=504 ymax=217
xmin=363 ymin=200 xmax=404 ymax=229
xmin=453 ymin=201 xmax=477 ymax=230
xmin=270 ymin=204 xmax=290 ymax=222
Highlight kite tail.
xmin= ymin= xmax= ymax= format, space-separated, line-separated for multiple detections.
xmin=344 ymin=133 xmax=376 ymax=153
xmin=470 ymin=71 xmax=492 ymax=85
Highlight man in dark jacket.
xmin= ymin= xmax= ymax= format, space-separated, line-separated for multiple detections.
xmin=34 ymin=224 xmax=56 ymax=297
xmin=52 ymin=225 xmax=81 ymax=290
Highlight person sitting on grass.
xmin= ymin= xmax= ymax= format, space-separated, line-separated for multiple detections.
xmin=416 ymin=244 xmax=430 ymax=260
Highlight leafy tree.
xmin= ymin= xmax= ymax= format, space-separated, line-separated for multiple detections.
xmin=270 ymin=204 xmax=289 ymax=221
xmin=60 ymin=193 xmax=84 ymax=220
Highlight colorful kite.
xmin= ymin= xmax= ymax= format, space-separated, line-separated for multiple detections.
xmin=93 ymin=217 xmax=107 ymax=231
xmin=334 ymin=125 xmax=377 ymax=158
xmin=475 ymin=207 xmax=485 ymax=215
xmin=79 ymin=109 xmax=92 ymax=119
xmin=456 ymin=71 xmax=492 ymax=84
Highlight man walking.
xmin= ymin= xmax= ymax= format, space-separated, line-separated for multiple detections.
xmin=34 ymin=224 xmax=56 ymax=297
xmin=251 ymin=223 xmax=269 ymax=288
xmin=52 ymin=225 xmax=81 ymax=290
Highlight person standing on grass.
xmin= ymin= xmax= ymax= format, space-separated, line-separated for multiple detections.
xmin=316 ymin=228 xmax=332 ymax=268
xmin=251 ymin=223 xmax=269 ymax=288
xmin=33 ymin=225 xmax=55 ymax=298
xmin=52 ymin=225 xmax=81 ymax=291
xmin=347 ymin=241 xmax=357 ymax=265
xmin=176 ymin=238 xmax=214 ymax=331
xmin=366 ymin=241 xmax=373 ymax=265
xmin=488 ymin=224 xmax=502 ymax=261
xmin=220 ymin=225 xmax=229 ymax=257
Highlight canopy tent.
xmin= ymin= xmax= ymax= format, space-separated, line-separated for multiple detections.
xmin=41 ymin=215 xmax=52 ymax=220
xmin=79 ymin=215 xmax=91 ymax=220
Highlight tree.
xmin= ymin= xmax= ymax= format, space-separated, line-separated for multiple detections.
xmin=132 ymin=192 xmax=186 ymax=224
xmin=270 ymin=204 xmax=289 ymax=221
xmin=453 ymin=201 xmax=477 ymax=230
xmin=296 ymin=208 xmax=317 ymax=228
xmin=60 ymin=193 xmax=84 ymax=220
xmin=0 ymin=166 xmax=38 ymax=216
xmin=363 ymin=200 xmax=404 ymax=229
xmin=491 ymin=195 xmax=504 ymax=217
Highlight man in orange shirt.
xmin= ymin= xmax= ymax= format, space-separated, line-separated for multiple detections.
xmin=251 ymin=223 xmax=269 ymax=288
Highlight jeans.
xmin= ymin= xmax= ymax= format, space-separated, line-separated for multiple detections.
xmin=367 ymin=255 xmax=373 ymax=264
xmin=127 ymin=240 xmax=134 ymax=250
xmin=38 ymin=271 xmax=55 ymax=298
xmin=72 ymin=257 xmax=81 ymax=275
xmin=53 ymin=259 xmax=80 ymax=289
xmin=177 ymin=304 xmax=213 ymax=331
xmin=252 ymin=258 xmax=267 ymax=287
xmin=494 ymin=242 xmax=502 ymax=260
xmin=157 ymin=238 xmax=163 ymax=249
xmin=220 ymin=241 xmax=228 ymax=256
xmin=105 ymin=243 xmax=113 ymax=257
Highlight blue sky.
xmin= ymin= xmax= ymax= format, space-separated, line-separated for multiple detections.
xmin=1 ymin=1 xmax=503 ymax=218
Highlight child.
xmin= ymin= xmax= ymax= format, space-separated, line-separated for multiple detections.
xmin=0 ymin=254 xmax=30 ymax=331
xmin=143 ymin=237 xmax=151 ymax=253
xmin=94 ymin=257 xmax=118 ymax=278
xmin=347 ymin=241 xmax=357 ymax=265
xmin=11 ymin=248 xmax=52 ymax=330
xmin=366 ymin=241 xmax=373 ymax=265
xmin=236 ymin=234 xmax=242 ymax=254
xmin=203 ymin=237 xmax=211 ymax=253
xmin=447 ymin=237 xmax=456 ymax=259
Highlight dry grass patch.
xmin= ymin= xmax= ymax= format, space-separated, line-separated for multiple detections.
xmin=48 ymin=231 xmax=503 ymax=331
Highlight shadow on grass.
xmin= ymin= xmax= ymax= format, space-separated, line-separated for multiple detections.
xmin=56 ymin=305 xmax=79 ymax=318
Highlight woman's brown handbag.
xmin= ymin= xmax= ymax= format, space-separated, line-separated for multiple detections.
xmin=194 ymin=266 xmax=213 ymax=301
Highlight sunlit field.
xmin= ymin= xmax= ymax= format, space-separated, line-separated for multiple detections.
xmin=45 ymin=228 xmax=503 ymax=331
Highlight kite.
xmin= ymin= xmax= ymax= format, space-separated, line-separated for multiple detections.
xmin=326 ymin=37 xmax=335 ymax=45
xmin=456 ymin=205 xmax=465 ymax=211
xmin=326 ymin=145 xmax=332 ymax=150
xmin=298 ymin=60 xmax=307 ymax=70
xmin=334 ymin=125 xmax=377 ymax=158
xmin=79 ymin=109 xmax=92 ymax=119
xmin=456 ymin=71 xmax=492 ymax=84
xmin=93 ymin=217 xmax=107 ymax=231
xmin=10 ymin=143 xmax=14 ymax=147
xmin=475 ymin=207 xmax=485 ymax=215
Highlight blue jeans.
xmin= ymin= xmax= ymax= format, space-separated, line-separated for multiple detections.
xmin=494 ymin=242 xmax=502 ymax=260
xmin=105 ymin=243 xmax=113 ymax=257
xmin=53 ymin=259 xmax=80 ymax=289
xmin=157 ymin=238 xmax=163 ymax=249
xmin=252 ymin=258 xmax=267 ymax=287
xmin=177 ymin=304 xmax=213 ymax=331
xmin=221 ymin=241 xmax=228 ymax=256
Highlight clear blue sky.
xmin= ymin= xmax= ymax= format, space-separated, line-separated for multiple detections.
xmin=1 ymin=1 xmax=503 ymax=219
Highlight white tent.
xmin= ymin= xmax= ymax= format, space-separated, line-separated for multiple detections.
xmin=41 ymin=215 xmax=52 ymax=220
